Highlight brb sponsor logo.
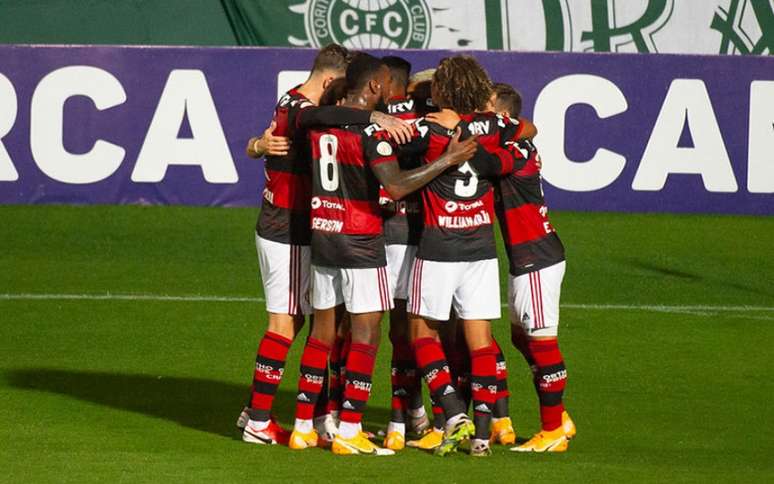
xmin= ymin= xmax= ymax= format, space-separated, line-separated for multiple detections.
xmin=295 ymin=0 xmax=431 ymax=49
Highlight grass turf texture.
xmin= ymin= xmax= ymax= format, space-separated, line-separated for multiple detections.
xmin=1 ymin=205 xmax=772 ymax=483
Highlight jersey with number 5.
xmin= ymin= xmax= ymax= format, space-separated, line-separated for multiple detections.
xmin=414 ymin=113 xmax=525 ymax=262
xmin=308 ymin=124 xmax=397 ymax=268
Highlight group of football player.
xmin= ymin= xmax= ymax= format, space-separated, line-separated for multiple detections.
xmin=236 ymin=43 xmax=575 ymax=457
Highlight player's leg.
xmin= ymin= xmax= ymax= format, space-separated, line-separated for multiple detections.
xmin=509 ymin=262 xmax=575 ymax=453
xmin=408 ymin=258 xmax=473 ymax=456
xmin=454 ymin=258 xmax=502 ymax=456
xmin=289 ymin=265 xmax=341 ymax=449
xmin=331 ymin=266 xmax=394 ymax=455
xmin=490 ymin=338 xmax=516 ymax=445
xmin=242 ymin=237 xmax=311 ymax=445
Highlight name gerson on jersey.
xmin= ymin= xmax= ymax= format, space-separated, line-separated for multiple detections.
xmin=256 ymin=86 xmax=315 ymax=245
xmin=494 ymin=138 xmax=566 ymax=276
xmin=412 ymin=112 xmax=526 ymax=262
xmin=380 ymin=97 xmax=423 ymax=246
xmin=309 ymin=123 xmax=397 ymax=268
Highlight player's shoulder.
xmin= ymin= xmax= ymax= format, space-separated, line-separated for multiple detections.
xmin=417 ymin=117 xmax=456 ymax=138
xmin=461 ymin=111 xmax=518 ymax=137
xmin=277 ymin=86 xmax=314 ymax=110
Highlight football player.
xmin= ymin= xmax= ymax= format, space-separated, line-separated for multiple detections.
xmin=287 ymin=53 xmax=479 ymax=455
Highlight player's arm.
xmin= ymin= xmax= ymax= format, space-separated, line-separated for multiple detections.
xmin=297 ymin=107 xmax=413 ymax=144
xmin=516 ymin=117 xmax=537 ymax=140
xmin=246 ymin=121 xmax=291 ymax=158
xmin=372 ymin=129 xmax=478 ymax=200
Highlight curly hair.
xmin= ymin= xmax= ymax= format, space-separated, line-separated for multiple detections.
xmin=432 ymin=56 xmax=493 ymax=114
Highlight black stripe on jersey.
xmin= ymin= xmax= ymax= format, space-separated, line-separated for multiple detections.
xmin=417 ymin=226 xmax=497 ymax=262
xmin=256 ymin=204 xmax=311 ymax=245
xmin=496 ymin=174 xmax=544 ymax=209
xmin=506 ymin=234 xmax=566 ymax=276
xmin=311 ymin=232 xmax=387 ymax=269
xmin=312 ymin=163 xmax=381 ymax=202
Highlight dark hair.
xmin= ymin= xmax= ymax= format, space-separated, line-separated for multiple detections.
xmin=345 ymin=52 xmax=385 ymax=92
xmin=382 ymin=55 xmax=412 ymax=89
xmin=492 ymin=82 xmax=522 ymax=118
xmin=319 ymin=77 xmax=347 ymax=106
xmin=433 ymin=55 xmax=492 ymax=114
xmin=312 ymin=43 xmax=350 ymax=74
xmin=408 ymin=80 xmax=437 ymax=116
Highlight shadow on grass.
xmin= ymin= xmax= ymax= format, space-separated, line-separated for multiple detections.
xmin=4 ymin=368 xmax=392 ymax=438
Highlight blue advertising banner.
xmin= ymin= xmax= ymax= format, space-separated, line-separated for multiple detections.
xmin=0 ymin=45 xmax=772 ymax=214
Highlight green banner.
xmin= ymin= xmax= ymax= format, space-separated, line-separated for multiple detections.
xmin=221 ymin=0 xmax=773 ymax=55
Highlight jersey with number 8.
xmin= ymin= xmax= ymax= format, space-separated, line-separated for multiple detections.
xmin=308 ymin=124 xmax=397 ymax=268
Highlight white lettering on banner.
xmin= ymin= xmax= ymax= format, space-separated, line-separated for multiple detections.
xmin=748 ymin=81 xmax=774 ymax=194
xmin=132 ymin=70 xmax=237 ymax=184
xmin=30 ymin=66 xmax=126 ymax=184
xmin=633 ymin=80 xmax=738 ymax=192
xmin=0 ymin=73 xmax=18 ymax=181
xmin=534 ymin=74 xmax=628 ymax=192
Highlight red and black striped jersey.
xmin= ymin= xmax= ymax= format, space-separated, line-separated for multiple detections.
xmin=494 ymin=139 xmax=565 ymax=276
xmin=380 ymin=96 xmax=423 ymax=246
xmin=413 ymin=112 xmax=526 ymax=262
xmin=309 ymin=123 xmax=397 ymax=268
xmin=256 ymin=86 xmax=314 ymax=245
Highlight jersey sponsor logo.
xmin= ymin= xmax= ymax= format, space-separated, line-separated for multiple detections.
xmin=293 ymin=0 xmax=432 ymax=49
xmin=388 ymin=99 xmax=415 ymax=114
xmin=311 ymin=217 xmax=344 ymax=233
xmin=467 ymin=120 xmax=491 ymax=136
xmin=437 ymin=210 xmax=492 ymax=229
xmin=311 ymin=196 xmax=345 ymax=211
xmin=474 ymin=403 xmax=491 ymax=413
xmin=444 ymin=199 xmax=484 ymax=212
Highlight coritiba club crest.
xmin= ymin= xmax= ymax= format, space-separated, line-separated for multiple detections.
xmin=288 ymin=0 xmax=432 ymax=49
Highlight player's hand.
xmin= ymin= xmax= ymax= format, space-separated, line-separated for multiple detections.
xmin=426 ymin=108 xmax=461 ymax=130
xmin=445 ymin=128 xmax=478 ymax=165
xmin=370 ymin=111 xmax=413 ymax=145
xmin=260 ymin=121 xmax=291 ymax=156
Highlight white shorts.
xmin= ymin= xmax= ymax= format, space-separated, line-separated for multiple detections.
xmin=386 ymin=244 xmax=417 ymax=301
xmin=408 ymin=257 xmax=501 ymax=321
xmin=255 ymin=234 xmax=312 ymax=316
xmin=508 ymin=261 xmax=566 ymax=337
xmin=311 ymin=265 xmax=394 ymax=314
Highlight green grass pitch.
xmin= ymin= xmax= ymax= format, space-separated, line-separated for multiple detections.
xmin=1 ymin=205 xmax=772 ymax=483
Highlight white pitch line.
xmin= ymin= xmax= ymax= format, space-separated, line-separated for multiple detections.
xmin=0 ymin=293 xmax=773 ymax=313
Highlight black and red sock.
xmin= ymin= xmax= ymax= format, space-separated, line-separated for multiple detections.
xmin=339 ymin=343 xmax=377 ymax=426
xmin=325 ymin=335 xmax=346 ymax=415
xmin=430 ymin=396 xmax=446 ymax=430
xmin=413 ymin=337 xmax=466 ymax=419
xmin=390 ymin=334 xmax=415 ymax=423
xmin=492 ymin=340 xmax=510 ymax=419
xmin=248 ymin=331 xmax=292 ymax=422
xmin=529 ymin=339 xmax=567 ymax=431
xmin=470 ymin=346 xmax=497 ymax=440
xmin=295 ymin=337 xmax=331 ymax=421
